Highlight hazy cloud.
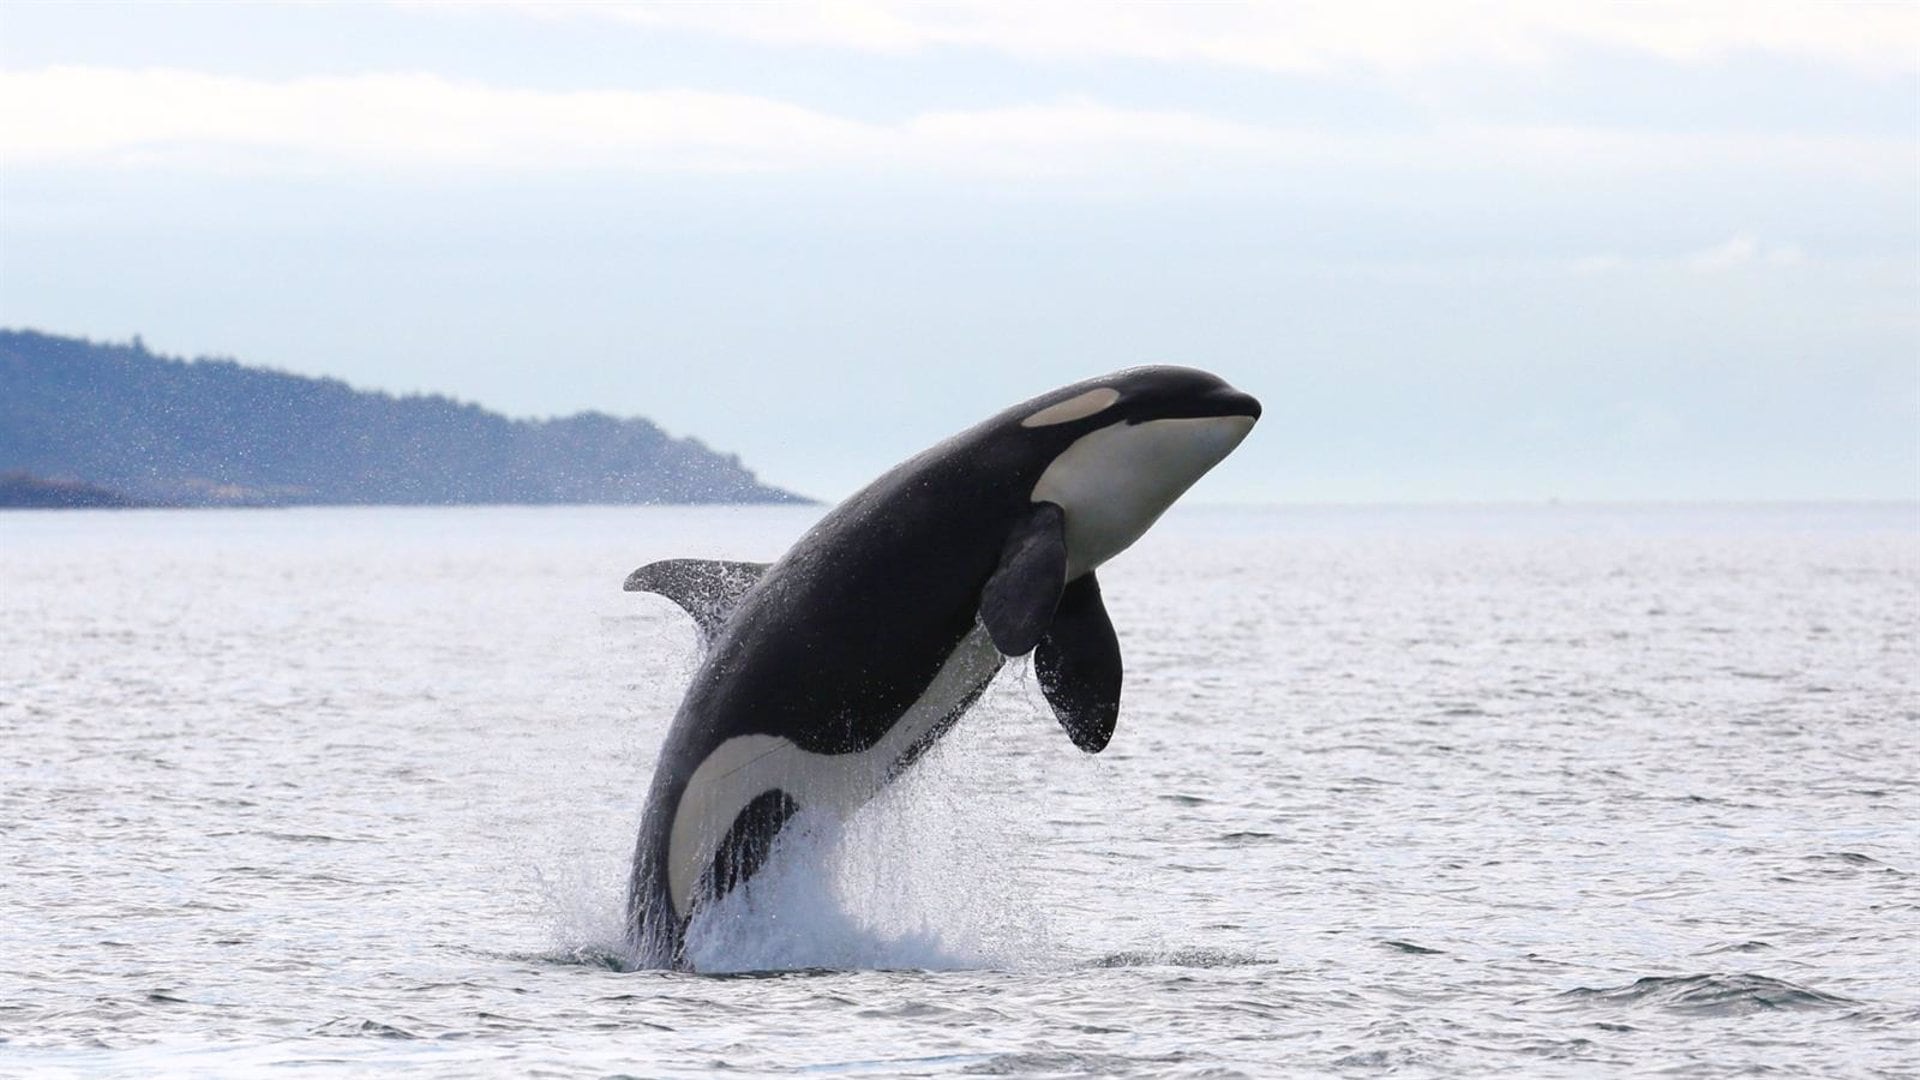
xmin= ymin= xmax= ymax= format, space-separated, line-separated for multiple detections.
xmin=1569 ymin=234 xmax=1809 ymax=276
xmin=1686 ymin=233 xmax=1805 ymax=273
xmin=3 ymin=67 xmax=1907 ymax=185
xmin=483 ymin=0 xmax=1920 ymax=76
xmin=0 ymin=68 xmax=874 ymax=173
xmin=1567 ymin=254 xmax=1631 ymax=276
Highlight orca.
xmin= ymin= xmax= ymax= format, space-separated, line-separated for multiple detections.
xmin=622 ymin=366 xmax=1260 ymax=969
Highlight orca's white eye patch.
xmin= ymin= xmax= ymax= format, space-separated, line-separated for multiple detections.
xmin=1021 ymin=387 xmax=1121 ymax=428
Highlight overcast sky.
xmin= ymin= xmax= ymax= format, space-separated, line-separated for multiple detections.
xmin=2 ymin=2 xmax=1914 ymax=502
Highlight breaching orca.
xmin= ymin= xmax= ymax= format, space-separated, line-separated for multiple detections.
xmin=623 ymin=366 xmax=1260 ymax=968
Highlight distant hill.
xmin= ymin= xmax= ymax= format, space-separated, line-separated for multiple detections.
xmin=0 ymin=470 xmax=145 ymax=509
xmin=0 ymin=329 xmax=806 ymax=507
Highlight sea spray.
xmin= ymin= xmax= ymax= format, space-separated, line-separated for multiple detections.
xmin=533 ymin=631 xmax=1145 ymax=973
xmin=678 ymin=687 xmax=1073 ymax=973
xmin=539 ymin=643 xmax=1120 ymax=973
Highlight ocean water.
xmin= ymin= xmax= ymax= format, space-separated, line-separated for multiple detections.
xmin=1 ymin=503 xmax=1916 ymax=1077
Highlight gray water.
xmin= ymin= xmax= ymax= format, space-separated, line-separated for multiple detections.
xmin=2 ymin=504 xmax=1916 ymax=1077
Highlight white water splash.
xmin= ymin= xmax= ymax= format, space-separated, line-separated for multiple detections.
xmin=681 ymin=695 xmax=1066 ymax=973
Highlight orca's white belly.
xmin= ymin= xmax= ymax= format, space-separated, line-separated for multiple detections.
xmin=665 ymin=626 xmax=1005 ymax=915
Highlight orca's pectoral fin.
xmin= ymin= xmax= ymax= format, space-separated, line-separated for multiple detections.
xmin=624 ymin=558 xmax=770 ymax=642
xmin=979 ymin=501 xmax=1067 ymax=657
xmin=1036 ymin=571 xmax=1122 ymax=753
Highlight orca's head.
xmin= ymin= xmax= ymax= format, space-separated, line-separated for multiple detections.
xmin=1017 ymin=366 xmax=1261 ymax=577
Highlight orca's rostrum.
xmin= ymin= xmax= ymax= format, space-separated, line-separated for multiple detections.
xmin=623 ymin=366 xmax=1261 ymax=968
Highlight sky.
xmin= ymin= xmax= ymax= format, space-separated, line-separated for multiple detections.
xmin=1 ymin=1 xmax=1915 ymax=503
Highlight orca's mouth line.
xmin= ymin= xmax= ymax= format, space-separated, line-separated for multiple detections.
xmin=1128 ymin=397 xmax=1262 ymax=425
xmin=1126 ymin=412 xmax=1260 ymax=426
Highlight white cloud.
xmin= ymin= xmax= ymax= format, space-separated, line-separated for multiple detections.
xmin=486 ymin=0 xmax=1920 ymax=77
xmin=1568 ymin=254 xmax=1630 ymax=276
xmin=0 ymin=68 xmax=876 ymax=173
xmin=901 ymin=98 xmax=1275 ymax=177
xmin=1686 ymin=232 xmax=1805 ymax=273
xmin=0 ymin=68 xmax=1279 ymax=177
xmin=1569 ymin=234 xmax=1810 ymax=275
xmin=1764 ymin=244 xmax=1806 ymax=268
xmin=1689 ymin=232 xmax=1762 ymax=271
xmin=1 ymin=67 xmax=1909 ymax=186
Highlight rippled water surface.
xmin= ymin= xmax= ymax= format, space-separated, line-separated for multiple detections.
xmin=2 ymin=504 xmax=1916 ymax=1077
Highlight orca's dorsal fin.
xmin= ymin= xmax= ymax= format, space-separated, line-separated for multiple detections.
xmin=1036 ymin=571 xmax=1121 ymax=753
xmin=624 ymin=558 xmax=770 ymax=642
xmin=979 ymin=501 xmax=1067 ymax=657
